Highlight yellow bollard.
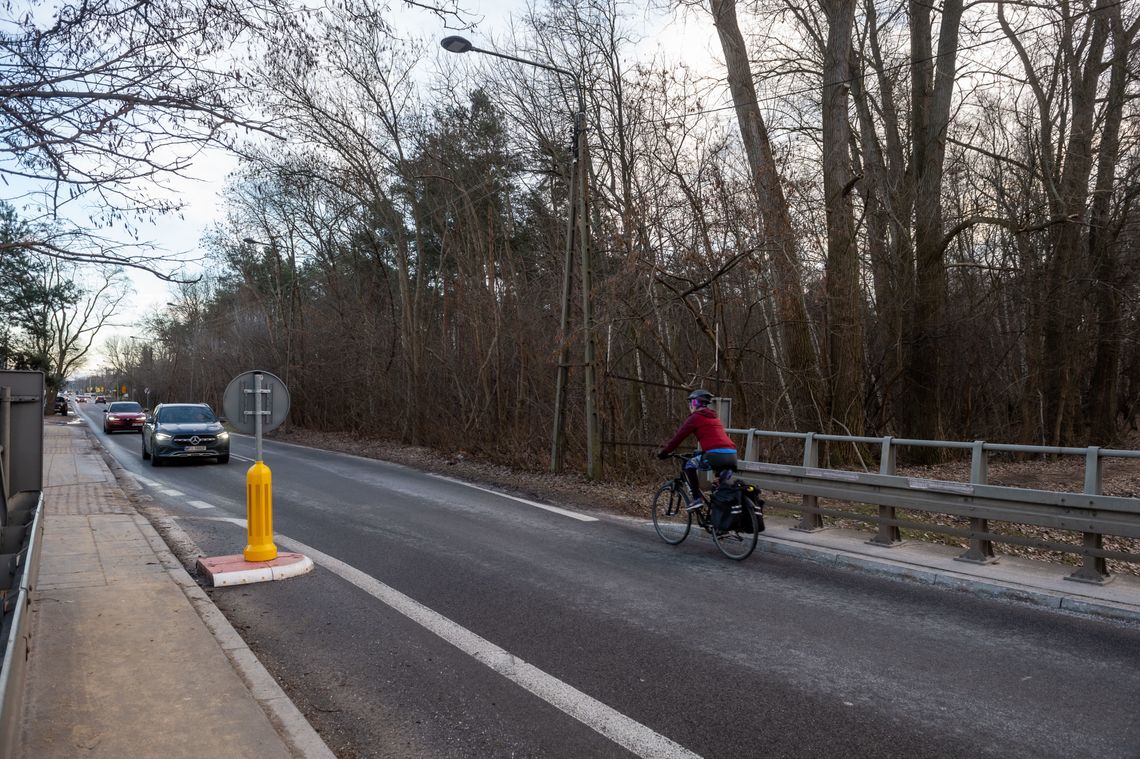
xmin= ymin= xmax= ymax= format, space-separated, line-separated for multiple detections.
xmin=244 ymin=460 xmax=278 ymax=562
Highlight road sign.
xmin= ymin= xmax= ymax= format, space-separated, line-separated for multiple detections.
xmin=223 ymin=371 xmax=290 ymax=435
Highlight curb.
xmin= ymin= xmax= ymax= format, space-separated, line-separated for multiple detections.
xmin=87 ymin=427 xmax=336 ymax=759
xmin=755 ymin=526 xmax=1140 ymax=624
xmin=198 ymin=553 xmax=315 ymax=587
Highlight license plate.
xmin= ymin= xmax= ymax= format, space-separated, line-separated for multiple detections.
xmin=185 ymin=445 xmax=206 ymax=452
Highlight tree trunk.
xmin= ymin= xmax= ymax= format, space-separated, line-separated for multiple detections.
xmin=853 ymin=0 xmax=913 ymax=432
xmin=821 ymin=0 xmax=864 ymax=443
xmin=1039 ymin=3 xmax=1111 ymax=444
xmin=905 ymin=0 xmax=963 ymax=450
xmin=1085 ymin=5 xmax=1132 ymax=443
xmin=708 ymin=0 xmax=823 ymax=431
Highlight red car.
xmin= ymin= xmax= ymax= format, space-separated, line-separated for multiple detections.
xmin=103 ymin=401 xmax=146 ymax=433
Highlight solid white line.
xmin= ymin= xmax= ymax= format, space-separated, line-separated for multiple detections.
xmin=231 ymin=454 xmax=254 ymax=463
xmin=197 ymin=517 xmax=699 ymax=759
xmin=427 ymin=474 xmax=598 ymax=522
xmin=160 ymin=489 xmax=184 ymax=497
xmin=187 ymin=500 xmax=215 ymax=510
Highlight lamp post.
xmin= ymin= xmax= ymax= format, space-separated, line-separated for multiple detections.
xmin=441 ymin=36 xmax=600 ymax=479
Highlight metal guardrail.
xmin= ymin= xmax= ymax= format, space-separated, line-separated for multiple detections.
xmin=727 ymin=428 xmax=1140 ymax=584
xmin=0 ymin=373 xmax=46 ymax=757
xmin=0 ymin=491 xmax=43 ymax=758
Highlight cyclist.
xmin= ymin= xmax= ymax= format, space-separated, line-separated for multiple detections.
xmin=656 ymin=389 xmax=738 ymax=511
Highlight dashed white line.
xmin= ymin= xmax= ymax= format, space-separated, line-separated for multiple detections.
xmin=427 ymin=474 xmax=598 ymax=522
xmin=187 ymin=500 xmax=216 ymax=510
xmin=194 ymin=517 xmax=700 ymax=759
xmin=231 ymin=454 xmax=254 ymax=463
xmin=160 ymin=489 xmax=184 ymax=497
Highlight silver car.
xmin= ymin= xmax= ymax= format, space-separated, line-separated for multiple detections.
xmin=141 ymin=403 xmax=230 ymax=465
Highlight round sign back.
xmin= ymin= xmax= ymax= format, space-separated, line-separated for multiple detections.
xmin=223 ymin=371 xmax=291 ymax=434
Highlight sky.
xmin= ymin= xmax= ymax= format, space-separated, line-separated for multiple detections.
xmin=70 ymin=0 xmax=723 ymax=372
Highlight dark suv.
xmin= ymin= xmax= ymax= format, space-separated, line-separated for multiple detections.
xmin=141 ymin=403 xmax=230 ymax=465
xmin=53 ymin=396 xmax=68 ymax=415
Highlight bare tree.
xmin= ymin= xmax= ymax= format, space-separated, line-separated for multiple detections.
xmin=708 ymin=0 xmax=825 ymax=431
xmin=818 ymin=0 xmax=865 ymax=442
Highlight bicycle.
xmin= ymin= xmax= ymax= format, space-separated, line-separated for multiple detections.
xmin=651 ymin=453 xmax=761 ymax=560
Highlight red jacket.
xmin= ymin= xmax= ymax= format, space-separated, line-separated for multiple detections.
xmin=661 ymin=407 xmax=736 ymax=453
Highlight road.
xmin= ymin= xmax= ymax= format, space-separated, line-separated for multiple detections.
xmin=76 ymin=403 xmax=1140 ymax=758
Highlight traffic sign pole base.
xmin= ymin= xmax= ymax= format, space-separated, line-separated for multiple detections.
xmin=196 ymin=552 xmax=314 ymax=587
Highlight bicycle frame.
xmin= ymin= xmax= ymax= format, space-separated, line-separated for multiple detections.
xmin=652 ymin=452 xmax=759 ymax=560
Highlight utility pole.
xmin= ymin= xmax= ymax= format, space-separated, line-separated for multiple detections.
xmin=442 ymin=36 xmax=599 ymax=479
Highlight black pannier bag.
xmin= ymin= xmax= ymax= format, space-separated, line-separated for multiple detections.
xmin=709 ymin=482 xmax=741 ymax=532
xmin=736 ymin=484 xmax=765 ymax=533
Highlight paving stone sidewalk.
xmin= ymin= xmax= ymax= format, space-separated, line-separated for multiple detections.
xmin=18 ymin=420 xmax=331 ymax=759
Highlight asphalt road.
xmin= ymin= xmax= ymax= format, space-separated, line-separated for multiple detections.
xmin=77 ymin=403 xmax=1140 ymax=758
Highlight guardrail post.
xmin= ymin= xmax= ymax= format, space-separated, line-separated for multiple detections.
xmin=867 ymin=436 xmax=904 ymax=547
xmin=793 ymin=432 xmax=826 ymax=532
xmin=744 ymin=428 xmax=756 ymax=462
xmin=1067 ymin=447 xmax=1113 ymax=584
xmin=957 ymin=441 xmax=997 ymax=564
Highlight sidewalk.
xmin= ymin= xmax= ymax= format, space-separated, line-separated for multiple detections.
xmin=17 ymin=419 xmax=333 ymax=758
xmin=753 ymin=515 xmax=1140 ymax=622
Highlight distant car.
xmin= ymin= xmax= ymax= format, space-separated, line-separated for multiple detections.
xmin=141 ymin=403 xmax=230 ymax=466
xmin=76 ymin=395 xmax=89 ymax=403
xmin=94 ymin=396 xmax=106 ymax=404
xmin=53 ymin=396 xmax=68 ymax=415
xmin=103 ymin=401 xmax=146 ymax=433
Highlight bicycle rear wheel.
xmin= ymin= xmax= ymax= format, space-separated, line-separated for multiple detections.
xmin=712 ymin=500 xmax=759 ymax=560
xmin=651 ymin=481 xmax=692 ymax=545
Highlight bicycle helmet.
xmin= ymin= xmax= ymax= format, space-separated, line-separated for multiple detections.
xmin=688 ymin=389 xmax=714 ymax=407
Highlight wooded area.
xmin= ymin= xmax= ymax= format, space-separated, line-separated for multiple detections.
xmin=5 ymin=0 xmax=1140 ymax=475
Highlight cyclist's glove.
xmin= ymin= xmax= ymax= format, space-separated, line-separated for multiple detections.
xmin=656 ymin=449 xmax=670 ymax=460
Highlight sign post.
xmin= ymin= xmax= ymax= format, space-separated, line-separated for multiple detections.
xmin=245 ymin=372 xmax=275 ymax=561
xmin=199 ymin=370 xmax=311 ymax=587
xmin=222 ymin=371 xmax=291 ymax=563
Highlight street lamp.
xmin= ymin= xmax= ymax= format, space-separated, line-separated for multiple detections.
xmin=441 ymin=35 xmax=599 ymax=479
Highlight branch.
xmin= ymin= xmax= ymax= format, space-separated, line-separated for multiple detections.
xmin=652 ymin=247 xmax=757 ymax=300
xmin=938 ymin=213 xmax=1081 ymax=255
xmin=2 ymin=238 xmax=203 ymax=284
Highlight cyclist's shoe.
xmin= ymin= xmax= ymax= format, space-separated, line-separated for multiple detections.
xmin=685 ymin=498 xmax=705 ymax=512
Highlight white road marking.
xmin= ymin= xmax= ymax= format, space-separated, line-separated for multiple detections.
xmin=231 ymin=454 xmax=254 ymax=463
xmin=187 ymin=500 xmax=216 ymax=510
xmin=160 ymin=489 xmax=184 ymax=497
xmin=195 ymin=517 xmax=700 ymax=759
xmin=427 ymin=474 xmax=598 ymax=522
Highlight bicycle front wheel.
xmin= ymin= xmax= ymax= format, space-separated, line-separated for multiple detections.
xmin=651 ymin=481 xmax=692 ymax=545
xmin=712 ymin=500 xmax=759 ymax=560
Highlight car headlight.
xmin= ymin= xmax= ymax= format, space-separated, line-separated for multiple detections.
xmin=217 ymin=431 xmax=230 ymax=440
xmin=154 ymin=433 xmax=172 ymax=441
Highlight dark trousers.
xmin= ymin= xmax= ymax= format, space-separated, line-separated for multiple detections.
xmin=684 ymin=451 xmax=738 ymax=500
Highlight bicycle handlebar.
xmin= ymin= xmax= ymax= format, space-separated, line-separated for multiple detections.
xmin=656 ymin=451 xmax=697 ymax=462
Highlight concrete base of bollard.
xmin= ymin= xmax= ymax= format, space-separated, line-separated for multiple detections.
xmin=197 ymin=552 xmax=314 ymax=587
